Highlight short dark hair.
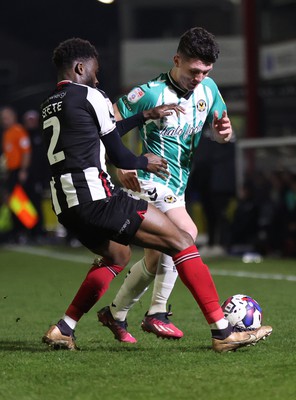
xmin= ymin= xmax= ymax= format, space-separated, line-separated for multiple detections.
xmin=52 ymin=38 xmax=99 ymax=70
xmin=177 ymin=27 xmax=219 ymax=64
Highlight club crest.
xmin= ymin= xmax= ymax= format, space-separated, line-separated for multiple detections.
xmin=197 ymin=99 xmax=206 ymax=112
xmin=164 ymin=195 xmax=177 ymax=203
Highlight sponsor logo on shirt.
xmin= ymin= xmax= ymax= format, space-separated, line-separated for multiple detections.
xmin=146 ymin=187 xmax=158 ymax=201
xmin=49 ymin=91 xmax=66 ymax=100
xmin=127 ymin=87 xmax=145 ymax=103
xmin=197 ymin=99 xmax=207 ymax=112
xmin=159 ymin=121 xmax=203 ymax=140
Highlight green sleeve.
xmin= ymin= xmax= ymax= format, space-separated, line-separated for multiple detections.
xmin=205 ymin=78 xmax=227 ymax=125
xmin=116 ymin=84 xmax=160 ymax=119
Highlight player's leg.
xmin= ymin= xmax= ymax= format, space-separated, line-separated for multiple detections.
xmin=44 ymin=194 xmax=272 ymax=352
xmin=106 ymin=249 xmax=158 ymax=322
xmin=99 ymin=182 xmax=175 ymax=335
xmin=132 ymin=204 xmax=272 ymax=351
xmin=101 ymin=203 xmax=271 ymax=349
xmin=98 ymin=249 xmax=156 ymax=343
xmin=42 ymin=190 xmax=152 ymax=349
xmin=140 ymin=207 xmax=197 ymax=338
xmin=103 ymin=206 xmax=196 ymax=339
xmin=131 ymin=203 xmax=225 ymax=325
xmin=98 ymin=203 xmax=195 ymax=342
xmin=42 ymin=239 xmax=132 ymax=349
xmin=146 ymin=208 xmax=197 ymax=313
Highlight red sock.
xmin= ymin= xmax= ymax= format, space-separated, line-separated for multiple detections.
xmin=173 ymin=245 xmax=224 ymax=324
xmin=65 ymin=259 xmax=123 ymax=321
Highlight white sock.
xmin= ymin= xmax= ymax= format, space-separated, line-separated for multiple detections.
xmin=63 ymin=315 xmax=77 ymax=330
xmin=111 ymin=258 xmax=155 ymax=321
xmin=210 ymin=317 xmax=229 ymax=330
xmin=148 ymin=254 xmax=178 ymax=315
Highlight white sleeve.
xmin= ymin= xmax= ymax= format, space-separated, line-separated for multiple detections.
xmin=86 ymin=87 xmax=116 ymax=136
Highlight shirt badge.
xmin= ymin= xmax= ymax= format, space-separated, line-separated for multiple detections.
xmin=164 ymin=195 xmax=177 ymax=203
xmin=197 ymin=99 xmax=207 ymax=112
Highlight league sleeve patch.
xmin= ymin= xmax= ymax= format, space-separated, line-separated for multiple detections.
xmin=127 ymin=87 xmax=145 ymax=104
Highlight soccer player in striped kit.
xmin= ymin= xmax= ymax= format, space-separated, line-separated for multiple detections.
xmin=42 ymin=36 xmax=272 ymax=353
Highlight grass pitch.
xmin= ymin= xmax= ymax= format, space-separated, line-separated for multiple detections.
xmin=0 ymin=244 xmax=296 ymax=400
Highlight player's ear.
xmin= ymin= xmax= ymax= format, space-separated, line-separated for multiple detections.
xmin=74 ymin=62 xmax=83 ymax=75
xmin=173 ymin=54 xmax=181 ymax=67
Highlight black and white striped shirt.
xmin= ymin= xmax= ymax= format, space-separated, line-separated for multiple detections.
xmin=41 ymin=81 xmax=115 ymax=215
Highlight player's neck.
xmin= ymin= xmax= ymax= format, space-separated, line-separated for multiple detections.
xmin=168 ymin=69 xmax=192 ymax=100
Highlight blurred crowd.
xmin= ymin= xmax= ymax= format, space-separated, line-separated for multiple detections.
xmin=186 ymin=131 xmax=296 ymax=259
xmin=0 ymin=106 xmax=295 ymax=258
xmin=0 ymin=106 xmax=51 ymax=244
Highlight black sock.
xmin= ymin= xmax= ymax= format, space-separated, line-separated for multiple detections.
xmin=56 ymin=319 xmax=73 ymax=336
xmin=211 ymin=323 xmax=232 ymax=340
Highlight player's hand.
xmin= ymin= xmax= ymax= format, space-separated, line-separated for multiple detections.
xmin=143 ymin=104 xmax=185 ymax=120
xmin=212 ymin=110 xmax=232 ymax=143
xmin=117 ymin=169 xmax=141 ymax=192
xmin=143 ymin=153 xmax=169 ymax=180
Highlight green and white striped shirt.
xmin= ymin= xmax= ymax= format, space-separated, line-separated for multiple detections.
xmin=117 ymin=72 xmax=226 ymax=196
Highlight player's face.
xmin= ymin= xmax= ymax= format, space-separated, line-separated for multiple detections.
xmin=174 ymin=55 xmax=213 ymax=91
xmin=82 ymin=58 xmax=99 ymax=88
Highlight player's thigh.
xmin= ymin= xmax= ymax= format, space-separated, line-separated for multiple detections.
xmin=133 ymin=203 xmax=193 ymax=256
xmin=95 ymin=240 xmax=131 ymax=267
xmin=165 ymin=206 xmax=198 ymax=241
xmin=143 ymin=207 xmax=197 ymax=273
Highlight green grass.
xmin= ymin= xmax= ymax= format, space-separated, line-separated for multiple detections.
xmin=1 ymin=245 xmax=296 ymax=400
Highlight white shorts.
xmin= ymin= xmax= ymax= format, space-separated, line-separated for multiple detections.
xmin=127 ymin=180 xmax=185 ymax=214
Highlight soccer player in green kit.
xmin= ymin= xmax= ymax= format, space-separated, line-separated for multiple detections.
xmin=98 ymin=27 xmax=243 ymax=341
xmin=43 ymin=34 xmax=272 ymax=353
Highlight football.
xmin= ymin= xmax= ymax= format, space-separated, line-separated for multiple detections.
xmin=221 ymin=294 xmax=262 ymax=329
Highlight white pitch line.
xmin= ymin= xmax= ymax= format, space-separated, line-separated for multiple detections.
xmin=3 ymin=245 xmax=92 ymax=264
xmin=210 ymin=269 xmax=296 ymax=282
xmin=3 ymin=245 xmax=296 ymax=282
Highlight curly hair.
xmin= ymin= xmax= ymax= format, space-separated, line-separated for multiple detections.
xmin=52 ymin=38 xmax=99 ymax=71
xmin=177 ymin=27 xmax=220 ymax=63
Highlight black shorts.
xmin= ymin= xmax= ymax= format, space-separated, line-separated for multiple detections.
xmin=58 ymin=188 xmax=148 ymax=249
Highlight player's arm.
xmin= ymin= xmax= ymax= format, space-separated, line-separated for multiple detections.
xmin=212 ymin=110 xmax=232 ymax=143
xmin=115 ymin=103 xmax=184 ymax=137
xmin=113 ymin=103 xmax=142 ymax=190
xmin=101 ymin=128 xmax=169 ymax=180
xmin=114 ymin=102 xmax=185 ymax=190
xmin=90 ymin=88 xmax=169 ymax=179
xmin=117 ymin=168 xmax=141 ymax=192
xmin=206 ymin=82 xmax=232 ymax=144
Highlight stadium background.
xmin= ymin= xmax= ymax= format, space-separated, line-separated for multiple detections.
xmin=1 ymin=0 xmax=296 ymax=256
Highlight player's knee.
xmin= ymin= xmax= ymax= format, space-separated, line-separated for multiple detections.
xmin=180 ymin=231 xmax=195 ymax=249
xmin=114 ymin=246 xmax=131 ymax=267
xmin=145 ymin=257 xmax=158 ymax=274
xmin=168 ymin=230 xmax=194 ymax=254
xmin=99 ymin=245 xmax=131 ymax=268
xmin=189 ymin=225 xmax=198 ymax=241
